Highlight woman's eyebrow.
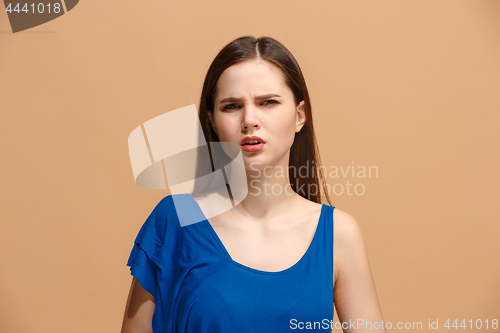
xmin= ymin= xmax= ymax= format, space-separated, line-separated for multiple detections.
xmin=219 ymin=94 xmax=281 ymax=104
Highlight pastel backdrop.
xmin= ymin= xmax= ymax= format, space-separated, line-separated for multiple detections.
xmin=1 ymin=0 xmax=499 ymax=332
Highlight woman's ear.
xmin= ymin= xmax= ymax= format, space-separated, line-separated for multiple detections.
xmin=208 ymin=110 xmax=217 ymax=134
xmin=295 ymin=100 xmax=307 ymax=133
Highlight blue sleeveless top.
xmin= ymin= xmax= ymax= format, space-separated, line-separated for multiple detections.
xmin=126 ymin=194 xmax=335 ymax=332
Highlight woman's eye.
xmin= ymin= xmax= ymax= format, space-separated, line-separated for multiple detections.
xmin=262 ymin=100 xmax=279 ymax=106
xmin=222 ymin=100 xmax=278 ymax=110
xmin=222 ymin=103 xmax=239 ymax=111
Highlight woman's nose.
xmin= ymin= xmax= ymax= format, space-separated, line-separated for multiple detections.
xmin=241 ymin=105 xmax=260 ymax=130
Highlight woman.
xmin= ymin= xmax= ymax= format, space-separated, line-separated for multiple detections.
xmin=122 ymin=36 xmax=386 ymax=333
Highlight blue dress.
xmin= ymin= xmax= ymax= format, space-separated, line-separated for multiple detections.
xmin=127 ymin=194 xmax=335 ymax=332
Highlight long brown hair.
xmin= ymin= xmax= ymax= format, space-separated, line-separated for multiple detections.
xmin=192 ymin=35 xmax=331 ymax=206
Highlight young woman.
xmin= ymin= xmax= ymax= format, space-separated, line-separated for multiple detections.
xmin=122 ymin=36 xmax=386 ymax=333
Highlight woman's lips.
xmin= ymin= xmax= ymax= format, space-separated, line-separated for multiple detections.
xmin=241 ymin=142 xmax=265 ymax=152
xmin=240 ymin=136 xmax=265 ymax=145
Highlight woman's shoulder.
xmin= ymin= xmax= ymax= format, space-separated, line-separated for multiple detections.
xmin=157 ymin=193 xmax=211 ymax=228
xmin=331 ymin=208 xmax=368 ymax=284
xmin=332 ymin=207 xmax=365 ymax=249
xmin=154 ymin=193 xmax=191 ymax=217
xmin=140 ymin=194 xmax=184 ymax=239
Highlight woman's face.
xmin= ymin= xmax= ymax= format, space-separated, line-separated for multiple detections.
xmin=209 ymin=59 xmax=306 ymax=172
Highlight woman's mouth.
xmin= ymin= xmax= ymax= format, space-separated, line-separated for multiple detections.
xmin=240 ymin=136 xmax=265 ymax=152
xmin=241 ymin=141 xmax=265 ymax=152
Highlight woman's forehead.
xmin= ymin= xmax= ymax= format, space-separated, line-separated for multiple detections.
xmin=216 ymin=60 xmax=289 ymax=100
xmin=220 ymin=59 xmax=283 ymax=82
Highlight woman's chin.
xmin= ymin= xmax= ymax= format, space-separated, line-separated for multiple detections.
xmin=243 ymin=159 xmax=267 ymax=172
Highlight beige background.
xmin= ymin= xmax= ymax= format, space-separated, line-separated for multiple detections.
xmin=1 ymin=0 xmax=499 ymax=332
